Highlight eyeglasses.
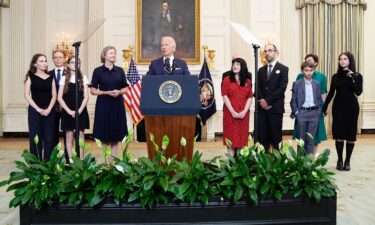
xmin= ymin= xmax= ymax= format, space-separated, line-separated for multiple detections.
xmin=263 ymin=49 xmax=275 ymax=54
xmin=69 ymin=61 xmax=80 ymax=65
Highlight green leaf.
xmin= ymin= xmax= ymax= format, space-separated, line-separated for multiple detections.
xmin=273 ymin=190 xmax=282 ymax=200
xmin=68 ymin=192 xmax=78 ymax=205
xmin=293 ymin=189 xmax=303 ymax=198
xmin=249 ymin=190 xmax=258 ymax=204
xmin=312 ymin=189 xmax=321 ymax=202
xmin=225 ymin=138 xmax=232 ymax=148
xmin=72 ymin=148 xmax=78 ymax=159
xmin=104 ymin=146 xmax=111 ymax=158
xmin=9 ymin=195 xmax=23 ymax=208
xmin=162 ymin=135 xmax=169 ymax=150
xmin=34 ymin=134 xmax=39 ymax=145
xmin=21 ymin=189 xmax=34 ymax=205
xmin=180 ymin=137 xmax=187 ymax=147
xmin=87 ymin=192 xmax=104 ymax=207
xmin=7 ymin=172 xmax=26 ymax=183
xmin=260 ymin=183 xmax=270 ymax=195
xmin=143 ymin=180 xmax=155 ymax=191
xmin=159 ymin=176 xmax=169 ymax=192
xmin=177 ymin=181 xmax=191 ymax=196
xmin=220 ymin=179 xmax=235 ymax=186
xmin=234 ymin=186 xmax=244 ymax=201
xmin=94 ymin=138 xmax=103 ymax=148
xmin=79 ymin=138 xmax=85 ymax=150
xmin=128 ymin=191 xmax=140 ymax=202
xmin=35 ymin=192 xmax=42 ymax=209
xmin=199 ymin=195 xmax=209 ymax=204
xmin=305 ymin=186 xmax=313 ymax=198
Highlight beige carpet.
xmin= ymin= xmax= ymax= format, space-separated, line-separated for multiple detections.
xmin=0 ymin=135 xmax=374 ymax=224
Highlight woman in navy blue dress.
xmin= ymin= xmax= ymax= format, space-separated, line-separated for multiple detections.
xmin=90 ymin=46 xmax=128 ymax=156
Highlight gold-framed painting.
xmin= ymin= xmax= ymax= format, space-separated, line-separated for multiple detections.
xmin=0 ymin=0 xmax=10 ymax=7
xmin=136 ymin=0 xmax=200 ymax=64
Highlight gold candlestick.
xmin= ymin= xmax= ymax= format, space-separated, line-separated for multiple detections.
xmin=129 ymin=45 xmax=135 ymax=60
xmin=122 ymin=49 xmax=131 ymax=70
xmin=208 ymin=50 xmax=216 ymax=70
xmin=202 ymin=45 xmax=208 ymax=60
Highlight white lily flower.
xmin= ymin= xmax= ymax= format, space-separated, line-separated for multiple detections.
xmin=114 ymin=164 xmax=125 ymax=174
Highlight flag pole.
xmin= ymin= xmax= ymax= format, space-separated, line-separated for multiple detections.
xmin=252 ymin=43 xmax=260 ymax=142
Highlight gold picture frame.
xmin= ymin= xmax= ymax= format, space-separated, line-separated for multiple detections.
xmin=136 ymin=0 xmax=200 ymax=64
xmin=0 ymin=0 xmax=10 ymax=7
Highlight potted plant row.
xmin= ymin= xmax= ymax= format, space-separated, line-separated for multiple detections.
xmin=0 ymin=132 xmax=337 ymax=225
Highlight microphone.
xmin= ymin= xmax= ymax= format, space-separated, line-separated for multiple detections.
xmin=172 ymin=59 xmax=177 ymax=72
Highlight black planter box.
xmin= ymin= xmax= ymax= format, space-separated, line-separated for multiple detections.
xmin=20 ymin=195 xmax=336 ymax=225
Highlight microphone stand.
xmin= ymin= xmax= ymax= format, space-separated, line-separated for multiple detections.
xmin=72 ymin=41 xmax=81 ymax=155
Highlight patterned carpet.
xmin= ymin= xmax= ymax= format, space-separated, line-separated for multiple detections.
xmin=0 ymin=136 xmax=374 ymax=224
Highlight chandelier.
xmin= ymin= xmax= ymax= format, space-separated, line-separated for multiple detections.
xmin=52 ymin=31 xmax=74 ymax=60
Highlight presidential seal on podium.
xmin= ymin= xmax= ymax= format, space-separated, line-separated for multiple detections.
xmin=159 ymin=80 xmax=182 ymax=104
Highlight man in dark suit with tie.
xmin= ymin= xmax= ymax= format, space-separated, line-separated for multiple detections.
xmin=142 ymin=36 xmax=195 ymax=141
xmin=146 ymin=36 xmax=190 ymax=75
xmin=48 ymin=50 xmax=68 ymax=158
xmin=256 ymin=44 xmax=289 ymax=150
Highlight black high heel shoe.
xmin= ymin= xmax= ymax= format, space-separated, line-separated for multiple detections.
xmin=336 ymin=160 xmax=344 ymax=171
xmin=343 ymin=160 xmax=351 ymax=171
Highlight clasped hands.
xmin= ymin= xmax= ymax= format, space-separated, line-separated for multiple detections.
xmin=258 ymin=99 xmax=271 ymax=110
xmin=102 ymin=89 xmax=121 ymax=98
xmin=230 ymin=110 xmax=248 ymax=119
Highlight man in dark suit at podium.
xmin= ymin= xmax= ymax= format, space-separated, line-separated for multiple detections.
xmin=140 ymin=36 xmax=197 ymax=142
xmin=256 ymin=44 xmax=289 ymax=151
xmin=146 ymin=36 xmax=190 ymax=75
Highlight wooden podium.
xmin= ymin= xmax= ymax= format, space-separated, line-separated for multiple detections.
xmin=140 ymin=75 xmax=200 ymax=161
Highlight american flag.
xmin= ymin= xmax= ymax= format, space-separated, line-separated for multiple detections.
xmin=123 ymin=59 xmax=143 ymax=125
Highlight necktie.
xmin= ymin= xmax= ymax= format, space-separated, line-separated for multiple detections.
xmin=56 ymin=69 xmax=61 ymax=84
xmin=165 ymin=57 xmax=171 ymax=74
xmin=267 ymin=64 xmax=273 ymax=79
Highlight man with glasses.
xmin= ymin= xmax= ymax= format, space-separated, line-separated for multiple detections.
xmin=255 ymin=44 xmax=289 ymax=151
xmin=48 ymin=50 xmax=67 ymax=159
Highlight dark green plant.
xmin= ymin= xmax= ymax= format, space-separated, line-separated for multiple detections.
xmin=0 ymin=137 xmax=66 ymax=209
xmin=125 ymin=134 xmax=177 ymax=207
xmin=95 ymin=131 xmax=136 ymax=206
xmin=170 ymin=151 xmax=211 ymax=204
xmin=0 ymin=134 xmax=337 ymax=210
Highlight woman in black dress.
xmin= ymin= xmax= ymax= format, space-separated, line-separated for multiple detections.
xmin=57 ymin=56 xmax=90 ymax=161
xmin=323 ymin=52 xmax=363 ymax=171
xmin=24 ymin=53 xmax=57 ymax=160
xmin=90 ymin=46 xmax=128 ymax=157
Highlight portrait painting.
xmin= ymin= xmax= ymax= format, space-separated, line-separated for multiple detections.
xmin=0 ymin=0 xmax=10 ymax=7
xmin=136 ymin=0 xmax=200 ymax=64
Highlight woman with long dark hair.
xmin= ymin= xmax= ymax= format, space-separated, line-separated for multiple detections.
xmin=57 ymin=56 xmax=90 ymax=161
xmin=222 ymin=58 xmax=253 ymax=156
xmin=323 ymin=52 xmax=363 ymax=171
xmin=24 ymin=53 xmax=57 ymax=160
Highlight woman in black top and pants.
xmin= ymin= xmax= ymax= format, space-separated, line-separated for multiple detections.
xmin=24 ymin=53 xmax=57 ymax=160
xmin=323 ymin=52 xmax=363 ymax=171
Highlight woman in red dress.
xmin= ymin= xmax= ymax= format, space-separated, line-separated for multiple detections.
xmin=222 ymin=58 xmax=253 ymax=157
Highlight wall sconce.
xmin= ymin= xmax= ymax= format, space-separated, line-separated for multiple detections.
xmin=52 ymin=31 xmax=74 ymax=60
xmin=202 ymin=45 xmax=216 ymax=69
xmin=122 ymin=45 xmax=134 ymax=70
xmin=208 ymin=50 xmax=216 ymax=70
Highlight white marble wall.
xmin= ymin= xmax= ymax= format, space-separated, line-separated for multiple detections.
xmin=1 ymin=0 xmax=374 ymax=135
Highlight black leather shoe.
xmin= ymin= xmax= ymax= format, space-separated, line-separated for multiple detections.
xmin=343 ymin=160 xmax=351 ymax=171
xmin=336 ymin=160 xmax=344 ymax=171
